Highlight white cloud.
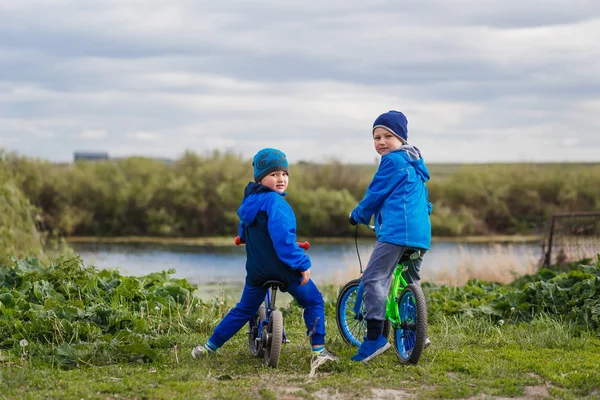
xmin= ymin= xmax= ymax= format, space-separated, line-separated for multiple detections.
xmin=32 ymin=129 xmax=54 ymax=139
xmin=79 ymin=129 xmax=107 ymax=139
xmin=126 ymin=131 xmax=160 ymax=141
xmin=562 ymin=138 xmax=580 ymax=147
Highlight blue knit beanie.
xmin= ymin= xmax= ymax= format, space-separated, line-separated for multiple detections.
xmin=372 ymin=110 xmax=408 ymax=143
xmin=252 ymin=148 xmax=289 ymax=182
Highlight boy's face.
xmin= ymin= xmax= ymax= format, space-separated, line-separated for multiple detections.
xmin=373 ymin=127 xmax=403 ymax=156
xmin=259 ymin=170 xmax=289 ymax=194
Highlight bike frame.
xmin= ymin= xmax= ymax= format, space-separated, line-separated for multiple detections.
xmin=386 ymin=266 xmax=409 ymax=326
xmin=255 ymin=287 xmax=288 ymax=343
xmin=352 ymin=263 xmax=408 ymax=326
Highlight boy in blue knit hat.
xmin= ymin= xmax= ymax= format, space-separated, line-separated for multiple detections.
xmin=348 ymin=110 xmax=433 ymax=362
xmin=192 ymin=148 xmax=337 ymax=370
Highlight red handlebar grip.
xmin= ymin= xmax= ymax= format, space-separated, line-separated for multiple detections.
xmin=298 ymin=241 xmax=310 ymax=250
xmin=234 ymin=236 xmax=309 ymax=250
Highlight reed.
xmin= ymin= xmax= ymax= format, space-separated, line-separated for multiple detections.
xmin=548 ymin=235 xmax=600 ymax=266
xmin=427 ymin=243 xmax=540 ymax=286
xmin=333 ymin=243 xmax=542 ymax=287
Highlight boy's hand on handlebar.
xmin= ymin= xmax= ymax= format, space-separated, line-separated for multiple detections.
xmin=348 ymin=212 xmax=358 ymax=226
xmin=300 ymin=270 xmax=310 ymax=285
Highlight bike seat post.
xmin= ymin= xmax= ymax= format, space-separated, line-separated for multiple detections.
xmin=263 ymin=280 xmax=286 ymax=311
xmin=270 ymin=285 xmax=278 ymax=309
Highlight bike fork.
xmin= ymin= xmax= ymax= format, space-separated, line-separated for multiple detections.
xmin=353 ymin=280 xmax=365 ymax=316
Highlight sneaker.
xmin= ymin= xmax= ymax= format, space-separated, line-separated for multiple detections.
xmin=351 ymin=334 xmax=391 ymax=362
xmin=424 ymin=337 xmax=431 ymax=348
xmin=191 ymin=345 xmax=214 ymax=359
xmin=309 ymin=350 xmax=339 ymax=377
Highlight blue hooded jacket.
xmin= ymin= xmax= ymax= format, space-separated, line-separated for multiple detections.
xmin=351 ymin=145 xmax=432 ymax=250
xmin=237 ymin=182 xmax=311 ymax=286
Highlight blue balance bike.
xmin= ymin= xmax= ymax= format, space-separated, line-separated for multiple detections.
xmin=234 ymin=236 xmax=310 ymax=368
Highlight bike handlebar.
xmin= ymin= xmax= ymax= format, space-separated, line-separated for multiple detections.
xmin=234 ymin=236 xmax=310 ymax=250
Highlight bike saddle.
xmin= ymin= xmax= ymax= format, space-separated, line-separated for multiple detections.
xmin=403 ymin=248 xmax=422 ymax=260
xmin=263 ymin=280 xmax=288 ymax=292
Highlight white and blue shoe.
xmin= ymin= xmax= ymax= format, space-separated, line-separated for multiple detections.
xmin=191 ymin=341 xmax=217 ymax=359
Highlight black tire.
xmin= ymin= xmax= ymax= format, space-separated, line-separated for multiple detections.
xmin=336 ymin=279 xmax=392 ymax=346
xmin=248 ymin=305 xmax=266 ymax=357
xmin=264 ymin=309 xmax=283 ymax=368
xmin=393 ymin=283 xmax=427 ymax=364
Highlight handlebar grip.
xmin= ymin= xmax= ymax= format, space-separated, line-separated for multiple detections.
xmin=234 ymin=236 xmax=310 ymax=250
xmin=298 ymin=241 xmax=310 ymax=250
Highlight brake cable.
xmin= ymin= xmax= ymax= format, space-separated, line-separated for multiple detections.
xmin=354 ymin=224 xmax=364 ymax=274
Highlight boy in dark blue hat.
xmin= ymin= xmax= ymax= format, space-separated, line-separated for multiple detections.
xmin=192 ymin=148 xmax=337 ymax=369
xmin=348 ymin=110 xmax=433 ymax=362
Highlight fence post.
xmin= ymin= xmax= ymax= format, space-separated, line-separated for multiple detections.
xmin=543 ymin=215 xmax=556 ymax=268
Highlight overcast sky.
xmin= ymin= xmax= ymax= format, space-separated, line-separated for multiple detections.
xmin=1 ymin=0 xmax=599 ymax=164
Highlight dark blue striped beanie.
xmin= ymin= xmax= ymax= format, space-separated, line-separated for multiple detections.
xmin=373 ymin=110 xmax=408 ymax=143
xmin=252 ymin=148 xmax=289 ymax=182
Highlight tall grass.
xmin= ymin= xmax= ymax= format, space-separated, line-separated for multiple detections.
xmin=549 ymin=235 xmax=600 ymax=266
xmin=427 ymin=244 xmax=541 ymax=286
xmin=333 ymin=243 xmax=542 ymax=287
xmin=0 ymin=156 xmax=43 ymax=265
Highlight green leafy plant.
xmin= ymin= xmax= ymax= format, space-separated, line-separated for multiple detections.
xmin=0 ymin=256 xmax=223 ymax=368
xmin=426 ymin=256 xmax=600 ymax=331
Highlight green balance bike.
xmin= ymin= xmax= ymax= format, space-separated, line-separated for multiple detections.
xmin=335 ymin=226 xmax=428 ymax=364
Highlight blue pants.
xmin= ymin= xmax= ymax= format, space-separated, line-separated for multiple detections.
xmin=208 ymin=277 xmax=326 ymax=348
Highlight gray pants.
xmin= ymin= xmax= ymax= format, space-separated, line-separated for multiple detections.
xmin=363 ymin=241 xmax=425 ymax=321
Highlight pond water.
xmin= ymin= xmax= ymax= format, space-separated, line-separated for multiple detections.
xmin=70 ymin=239 xmax=544 ymax=293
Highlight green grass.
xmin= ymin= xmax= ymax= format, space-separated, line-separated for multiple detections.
xmin=2 ymin=310 xmax=599 ymax=399
xmin=2 ymin=257 xmax=600 ymax=399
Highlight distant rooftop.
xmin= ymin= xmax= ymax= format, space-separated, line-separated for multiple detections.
xmin=74 ymin=151 xmax=109 ymax=161
xmin=73 ymin=151 xmax=173 ymax=164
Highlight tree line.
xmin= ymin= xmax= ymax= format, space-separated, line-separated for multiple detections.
xmin=1 ymin=150 xmax=598 ymax=243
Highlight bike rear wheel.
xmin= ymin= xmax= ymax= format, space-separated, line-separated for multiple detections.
xmin=336 ymin=279 xmax=390 ymax=346
xmin=248 ymin=305 xmax=266 ymax=357
xmin=393 ymin=283 xmax=427 ymax=364
xmin=264 ymin=309 xmax=283 ymax=368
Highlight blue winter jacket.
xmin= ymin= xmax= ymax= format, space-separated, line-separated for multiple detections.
xmin=351 ymin=145 xmax=433 ymax=250
xmin=237 ymin=182 xmax=311 ymax=286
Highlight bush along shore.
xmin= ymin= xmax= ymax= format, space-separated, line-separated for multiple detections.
xmin=1 ymin=256 xmax=599 ymax=399
xmin=2 ymin=150 xmax=599 ymax=238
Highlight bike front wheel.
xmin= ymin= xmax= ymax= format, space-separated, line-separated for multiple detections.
xmin=336 ymin=279 xmax=364 ymax=346
xmin=393 ymin=283 xmax=428 ymax=364
xmin=264 ymin=309 xmax=283 ymax=368
xmin=336 ymin=278 xmax=390 ymax=347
